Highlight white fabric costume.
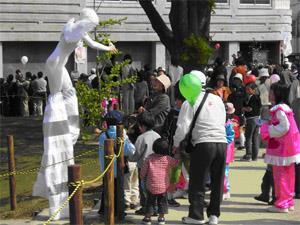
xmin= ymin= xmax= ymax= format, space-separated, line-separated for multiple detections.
xmin=33 ymin=8 xmax=116 ymax=220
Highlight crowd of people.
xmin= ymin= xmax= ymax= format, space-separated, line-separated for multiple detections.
xmin=1 ymin=47 xmax=300 ymax=224
xmin=0 ymin=69 xmax=48 ymax=117
xmin=97 ymin=54 xmax=300 ymax=225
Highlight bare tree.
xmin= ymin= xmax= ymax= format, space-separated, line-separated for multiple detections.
xmin=139 ymin=0 xmax=214 ymax=72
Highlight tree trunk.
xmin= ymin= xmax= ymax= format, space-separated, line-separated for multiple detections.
xmin=139 ymin=0 xmax=213 ymax=73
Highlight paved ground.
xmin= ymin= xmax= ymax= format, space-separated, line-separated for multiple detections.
xmin=123 ymin=151 xmax=300 ymax=225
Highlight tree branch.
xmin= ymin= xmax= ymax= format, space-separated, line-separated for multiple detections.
xmin=139 ymin=0 xmax=174 ymax=50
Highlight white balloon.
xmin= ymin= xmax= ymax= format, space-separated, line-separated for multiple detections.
xmin=21 ymin=56 xmax=28 ymax=65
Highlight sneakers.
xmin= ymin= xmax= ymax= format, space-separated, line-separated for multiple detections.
xmin=158 ymin=217 xmax=166 ymax=225
xmin=168 ymin=199 xmax=181 ymax=207
xmin=240 ymin=155 xmax=251 ymax=161
xmin=182 ymin=217 xmax=206 ymax=224
xmin=289 ymin=206 xmax=295 ymax=211
xmin=223 ymin=192 xmax=231 ymax=200
xmin=254 ymin=195 xmax=269 ymax=204
xmin=142 ymin=217 xmax=151 ymax=225
xmin=208 ymin=215 xmax=218 ymax=225
xmin=267 ymin=206 xmax=289 ymax=213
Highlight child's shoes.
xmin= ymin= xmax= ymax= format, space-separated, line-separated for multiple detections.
xmin=142 ymin=217 xmax=152 ymax=225
xmin=267 ymin=206 xmax=288 ymax=213
xmin=289 ymin=206 xmax=295 ymax=211
xmin=223 ymin=192 xmax=231 ymax=200
xmin=158 ymin=217 xmax=166 ymax=225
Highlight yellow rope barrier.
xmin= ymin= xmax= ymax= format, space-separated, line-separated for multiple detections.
xmin=0 ymin=148 xmax=98 ymax=178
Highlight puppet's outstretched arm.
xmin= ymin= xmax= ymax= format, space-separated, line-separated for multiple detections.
xmin=82 ymin=33 xmax=117 ymax=54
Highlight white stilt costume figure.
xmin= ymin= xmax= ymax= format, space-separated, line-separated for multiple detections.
xmin=33 ymin=8 xmax=117 ymax=220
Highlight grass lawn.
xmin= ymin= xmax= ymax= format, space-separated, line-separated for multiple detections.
xmin=0 ymin=117 xmax=103 ymax=219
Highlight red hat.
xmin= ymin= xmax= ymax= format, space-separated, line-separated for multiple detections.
xmin=244 ymin=75 xmax=256 ymax=85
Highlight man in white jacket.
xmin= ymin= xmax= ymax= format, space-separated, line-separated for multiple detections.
xmin=174 ymin=71 xmax=227 ymax=225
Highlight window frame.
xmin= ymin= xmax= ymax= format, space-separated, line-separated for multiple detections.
xmin=239 ymin=0 xmax=272 ymax=6
xmin=215 ymin=0 xmax=229 ymax=4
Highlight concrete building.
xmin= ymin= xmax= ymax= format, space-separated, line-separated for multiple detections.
xmin=0 ymin=0 xmax=292 ymax=78
xmin=291 ymin=0 xmax=300 ymax=60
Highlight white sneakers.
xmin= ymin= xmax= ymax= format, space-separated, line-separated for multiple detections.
xmin=208 ymin=215 xmax=219 ymax=225
xmin=289 ymin=206 xmax=295 ymax=211
xmin=182 ymin=217 xmax=206 ymax=224
xmin=182 ymin=215 xmax=218 ymax=225
xmin=267 ymin=206 xmax=289 ymax=213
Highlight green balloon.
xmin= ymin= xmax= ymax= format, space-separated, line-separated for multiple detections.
xmin=179 ymin=73 xmax=202 ymax=106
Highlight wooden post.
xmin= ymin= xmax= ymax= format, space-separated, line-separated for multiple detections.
xmin=116 ymin=125 xmax=125 ymax=221
xmin=104 ymin=139 xmax=115 ymax=225
xmin=68 ymin=165 xmax=83 ymax=225
xmin=7 ymin=135 xmax=16 ymax=211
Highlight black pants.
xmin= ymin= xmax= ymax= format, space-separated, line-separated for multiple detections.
xmin=245 ymin=118 xmax=260 ymax=160
xmin=188 ymin=142 xmax=226 ymax=220
xmin=138 ymin=168 xmax=147 ymax=209
xmin=145 ymin=191 xmax=168 ymax=215
xmin=295 ymin=163 xmax=300 ymax=196
xmin=260 ymin=166 xmax=275 ymax=201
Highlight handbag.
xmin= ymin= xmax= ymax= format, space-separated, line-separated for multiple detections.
xmin=179 ymin=92 xmax=209 ymax=154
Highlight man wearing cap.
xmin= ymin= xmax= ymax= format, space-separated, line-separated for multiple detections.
xmin=257 ymin=68 xmax=271 ymax=120
xmin=280 ymin=63 xmax=292 ymax=86
xmin=174 ymin=71 xmax=227 ymax=225
xmin=138 ymin=74 xmax=171 ymax=134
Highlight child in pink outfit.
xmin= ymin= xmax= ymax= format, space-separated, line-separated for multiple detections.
xmin=223 ymin=103 xmax=235 ymax=200
xmin=140 ymin=138 xmax=179 ymax=225
xmin=260 ymin=83 xmax=300 ymax=213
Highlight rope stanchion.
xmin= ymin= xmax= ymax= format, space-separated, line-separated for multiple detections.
xmin=68 ymin=165 xmax=83 ymax=225
xmin=104 ymin=139 xmax=115 ymax=225
xmin=44 ymin=155 xmax=115 ymax=225
xmin=116 ymin=125 xmax=125 ymax=221
xmin=43 ymin=181 xmax=83 ymax=225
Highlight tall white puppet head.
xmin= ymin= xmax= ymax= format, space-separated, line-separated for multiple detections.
xmin=63 ymin=8 xmax=99 ymax=43
xmin=79 ymin=8 xmax=99 ymax=28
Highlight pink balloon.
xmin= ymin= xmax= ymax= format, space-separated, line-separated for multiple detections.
xmin=215 ymin=43 xmax=221 ymax=50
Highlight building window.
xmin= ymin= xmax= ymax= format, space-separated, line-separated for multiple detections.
xmin=215 ymin=0 xmax=228 ymax=3
xmin=240 ymin=0 xmax=270 ymax=4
